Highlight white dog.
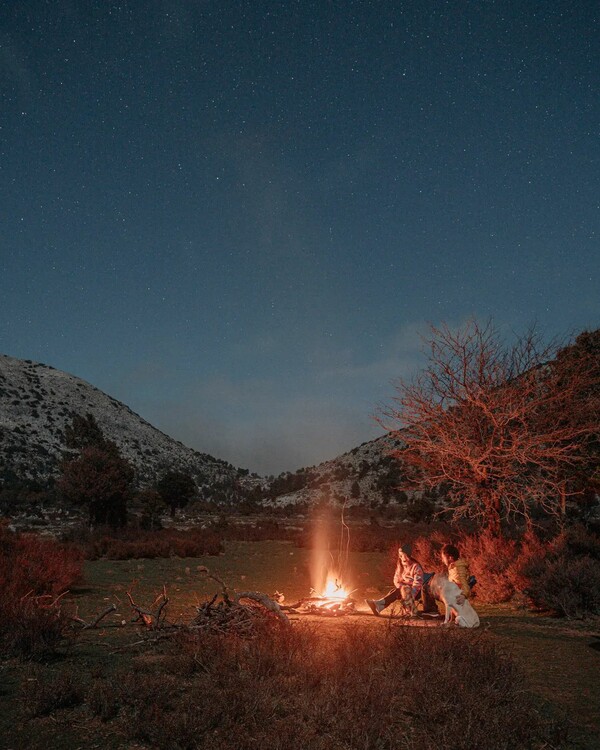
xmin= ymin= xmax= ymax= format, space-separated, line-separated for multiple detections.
xmin=427 ymin=573 xmax=480 ymax=628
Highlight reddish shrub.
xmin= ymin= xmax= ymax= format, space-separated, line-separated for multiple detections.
xmin=0 ymin=523 xmax=81 ymax=658
xmin=510 ymin=527 xmax=600 ymax=618
xmin=0 ymin=523 xmax=82 ymax=598
xmin=459 ymin=531 xmax=517 ymax=602
xmin=70 ymin=526 xmax=224 ymax=560
xmin=507 ymin=531 xmax=549 ymax=594
xmin=2 ymin=594 xmax=69 ymax=659
xmin=410 ymin=529 xmax=451 ymax=572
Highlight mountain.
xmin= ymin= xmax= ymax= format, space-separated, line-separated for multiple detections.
xmin=258 ymin=433 xmax=441 ymax=520
xmin=0 ymin=354 xmax=255 ymax=503
xmin=260 ymin=433 xmax=401 ymax=505
xmin=0 ymin=353 xmax=425 ymax=518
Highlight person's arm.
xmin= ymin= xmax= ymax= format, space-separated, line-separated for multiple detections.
xmin=412 ymin=563 xmax=424 ymax=596
xmin=393 ymin=561 xmax=403 ymax=589
xmin=455 ymin=560 xmax=471 ymax=598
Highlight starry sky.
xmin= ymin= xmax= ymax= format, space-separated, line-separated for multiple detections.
xmin=1 ymin=1 xmax=598 ymax=475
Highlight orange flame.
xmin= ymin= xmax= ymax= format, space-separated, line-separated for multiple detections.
xmin=321 ymin=575 xmax=350 ymax=599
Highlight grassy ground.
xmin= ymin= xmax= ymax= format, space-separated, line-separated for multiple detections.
xmin=1 ymin=540 xmax=599 ymax=749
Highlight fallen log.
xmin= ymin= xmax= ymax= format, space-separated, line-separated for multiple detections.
xmin=233 ymin=591 xmax=289 ymax=624
xmin=281 ymin=596 xmax=356 ymax=615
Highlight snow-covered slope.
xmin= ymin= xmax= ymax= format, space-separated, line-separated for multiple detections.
xmin=0 ymin=354 xmax=253 ymax=501
xmin=0 ymin=353 xmax=421 ymax=513
xmin=261 ymin=432 xmax=409 ymax=508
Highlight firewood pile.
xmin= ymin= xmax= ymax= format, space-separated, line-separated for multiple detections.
xmin=280 ymin=595 xmax=356 ymax=616
xmin=190 ymin=567 xmax=290 ymax=636
xmin=191 ymin=592 xmax=287 ymax=636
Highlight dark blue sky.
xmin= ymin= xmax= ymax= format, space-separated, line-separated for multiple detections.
xmin=1 ymin=1 xmax=598 ymax=474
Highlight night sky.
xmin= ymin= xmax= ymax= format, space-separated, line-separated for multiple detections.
xmin=1 ymin=1 xmax=598 ymax=475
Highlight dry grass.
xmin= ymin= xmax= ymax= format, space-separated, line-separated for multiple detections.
xmin=12 ymin=624 xmax=566 ymax=750
xmin=1 ymin=540 xmax=599 ymax=749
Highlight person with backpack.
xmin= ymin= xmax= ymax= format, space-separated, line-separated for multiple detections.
xmin=366 ymin=543 xmax=423 ymax=617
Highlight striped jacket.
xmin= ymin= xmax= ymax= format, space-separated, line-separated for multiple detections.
xmin=393 ymin=559 xmax=424 ymax=597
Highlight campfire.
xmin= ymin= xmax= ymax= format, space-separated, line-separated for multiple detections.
xmin=279 ymin=573 xmax=356 ymax=616
xmin=280 ymin=507 xmax=357 ymax=615
xmin=306 ymin=574 xmax=356 ymax=615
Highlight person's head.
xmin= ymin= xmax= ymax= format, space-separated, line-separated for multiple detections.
xmin=441 ymin=543 xmax=460 ymax=566
xmin=398 ymin=543 xmax=412 ymax=566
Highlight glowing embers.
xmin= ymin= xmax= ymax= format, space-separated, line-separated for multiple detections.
xmin=306 ymin=574 xmax=355 ymax=615
xmin=321 ymin=576 xmax=350 ymax=600
xmin=281 ymin=573 xmax=356 ymax=616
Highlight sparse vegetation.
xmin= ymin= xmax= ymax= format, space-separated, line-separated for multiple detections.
xmin=12 ymin=624 xmax=568 ymax=750
xmin=63 ymin=525 xmax=224 ymax=560
xmin=0 ymin=538 xmax=598 ymax=747
xmin=0 ymin=522 xmax=81 ymax=658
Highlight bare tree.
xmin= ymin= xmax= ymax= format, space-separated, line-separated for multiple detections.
xmin=380 ymin=321 xmax=599 ymax=535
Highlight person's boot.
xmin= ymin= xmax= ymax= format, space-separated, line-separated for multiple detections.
xmin=366 ymin=599 xmax=384 ymax=616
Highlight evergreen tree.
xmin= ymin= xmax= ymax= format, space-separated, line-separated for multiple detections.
xmin=58 ymin=414 xmax=134 ymax=527
xmin=156 ymin=471 xmax=197 ymax=517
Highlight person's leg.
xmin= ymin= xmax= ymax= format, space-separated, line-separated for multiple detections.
xmin=400 ymin=585 xmax=419 ymax=616
xmin=382 ymin=588 xmax=401 ymax=608
xmin=421 ymin=585 xmax=439 ymax=614
xmin=366 ymin=588 xmax=400 ymax=615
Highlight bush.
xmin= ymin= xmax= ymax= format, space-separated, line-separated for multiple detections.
xmin=458 ymin=531 xmax=517 ymax=602
xmin=0 ymin=523 xmax=82 ymax=597
xmin=20 ymin=665 xmax=85 ymax=717
xmin=511 ymin=527 xmax=600 ymax=618
xmin=410 ymin=528 xmax=452 ymax=572
xmin=65 ymin=526 xmax=224 ymax=560
xmin=87 ymin=678 xmax=121 ymax=721
xmin=523 ymin=555 xmax=600 ymax=618
xmin=0 ymin=523 xmax=82 ymax=658
xmin=210 ymin=517 xmax=300 ymax=543
xmin=560 ymin=524 xmax=600 ymax=560
xmin=406 ymin=524 xmax=600 ymax=617
xmin=2 ymin=595 xmax=69 ymax=659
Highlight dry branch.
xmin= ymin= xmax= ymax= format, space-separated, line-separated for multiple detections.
xmin=127 ymin=588 xmax=169 ymax=629
xmin=192 ymin=568 xmax=290 ymax=634
xmin=72 ymin=603 xmax=117 ymax=629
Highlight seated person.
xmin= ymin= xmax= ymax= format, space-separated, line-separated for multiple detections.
xmin=441 ymin=543 xmax=471 ymax=605
xmin=366 ymin=544 xmax=423 ymax=617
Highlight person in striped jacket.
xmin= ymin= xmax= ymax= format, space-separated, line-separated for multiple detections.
xmin=366 ymin=544 xmax=424 ymax=617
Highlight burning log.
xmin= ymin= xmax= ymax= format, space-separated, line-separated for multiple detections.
xmin=281 ymin=595 xmax=356 ymax=616
xmin=278 ymin=576 xmax=358 ymax=616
